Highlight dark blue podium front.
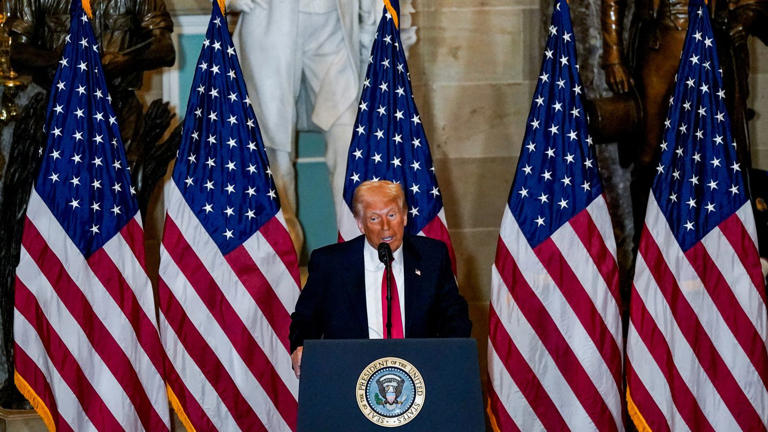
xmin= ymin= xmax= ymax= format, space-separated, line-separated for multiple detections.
xmin=297 ymin=338 xmax=484 ymax=431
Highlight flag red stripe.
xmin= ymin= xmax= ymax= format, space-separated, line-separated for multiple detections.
xmin=22 ymin=221 xmax=166 ymax=431
xmin=421 ymin=216 xmax=456 ymax=275
xmin=87 ymin=242 xmax=166 ymax=376
xmin=625 ymin=357 xmax=671 ymax=432
xmin=486 ymin=373 xmax=521 ymax=432
xmin=260 ymin=217 xmax=300 ymax=286
xmin=569 ymin=208 xmax=622 ymax=308
xmin=123 ymin=217 xmax=147 ymax=270
xmin=14 ymin=344 xmax=75 ymax=432
xmin=488 ymin=303 xmax=567 ymax=431
xmin=15 ymin=280 xmax=123 ymax=431
xmin=163 ymin=217 xmax=298 ymax=427
xmin=158 ymin=279 xmax=267 ymax=431
xmin=224 ymin=246 xmax=292 ymax=352
xmin=534 ymin=237 xmax=623 ymax=391
xmin=160 ymin=347 xmax=217 ymax=431
xmin=640 ymin=228 xmax=764 ymax=431
xmin=628 ymin=282 xmax=714 ymax=431
xmin=686 ymin=241 xmax=768 ymax=389
xmin=719 ymin=214 xmax=768 ymax=306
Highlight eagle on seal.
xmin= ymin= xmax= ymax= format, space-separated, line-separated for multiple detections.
xmin=377 ymin=374 xmax=406 ymax=409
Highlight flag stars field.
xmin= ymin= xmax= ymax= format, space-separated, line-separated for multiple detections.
xmin=39 ymin=30 xmax=136 ymax=247
xmin=174 ymin=26 xmax=283 ymax=247
xmin=653 ymin=13 xmax=746 ymax=246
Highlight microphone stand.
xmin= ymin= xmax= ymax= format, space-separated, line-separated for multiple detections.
xmin=378 ymin=243 xmax=394 ymax=339
xmin=385 ymin=265 xmax=392 ymax=339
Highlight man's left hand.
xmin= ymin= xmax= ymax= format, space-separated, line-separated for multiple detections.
xmin=291 ymin=346 xmax=303 ymax=379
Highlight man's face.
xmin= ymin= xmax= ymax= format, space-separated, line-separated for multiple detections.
xmin=356 ymin=197 xmax=408 ymax=252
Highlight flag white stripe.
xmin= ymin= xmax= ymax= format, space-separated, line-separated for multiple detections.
xmin=737 ymin=200 xmax=761 ymax=254
xmin=157 ymin=313 xmax=239 ymax=432
xmin=550 ymin=220 xmax=623 ymax=411
xmin=159 ymin=244 xmax=293 ymax=432
xmin=242 ymin=231 xmax=300 ymax=315
xmin=15 ymin=315 xmax=95 ymax=432
xmin=165 ymin=184 xmax=298 ymax=396
xmin=105 ymin=215 xmax=160 ymax=329
xmin=487 ymin=341 xmax=544 ymax=432
xmin=646 ymin=196 xmax=768 ymax=417
xmin=499 ymin=207 xmax=623 ymax=426
xmin=625 ymin=322 xmax=689 ymax=432
xmin=491 ymin=264 xmax=596 ymax=431
xmin=740 ymin=199 xmax=760 ymax=245
xmin=16 ymin=249 xmax=142 ymax=430
xmin=102 ymin=232 xmax=171 ymax=417
xmin=586 ymin=196 xmax=618 ymax=261
xmin=437 ymin=208 xmax=448 ymax=227
xmin=25 ymin=191 xmax=169 ymax=413
xmin=552 ymin=218 xmax=622 ymax=346
xmin=633 ymin=252 xmax=739 ymax=431
xmin=338 ymin=203 xmax=360 ymax=241
xmin=702 ymin=204 xmax=768 ymax=340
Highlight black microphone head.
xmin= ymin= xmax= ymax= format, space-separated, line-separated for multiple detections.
xmin=377 ymin=242 xmax=393 ymax=264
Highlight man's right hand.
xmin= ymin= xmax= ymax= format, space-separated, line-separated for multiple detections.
xmin=604 ymin=63 xmax=633 ymax=94
xmin=291 ymin=346 xmax=303 ymax=379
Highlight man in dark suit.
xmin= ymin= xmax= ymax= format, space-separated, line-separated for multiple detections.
xmin=289 ymin=180 xmax=471 ymax=377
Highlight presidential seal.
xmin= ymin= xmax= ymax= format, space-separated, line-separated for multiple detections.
xmin=356 ymin=357 xmax=425 ymax=427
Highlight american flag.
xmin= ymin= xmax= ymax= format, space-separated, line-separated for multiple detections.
xmin=625 ymin=1 xmax=768 ymax=430
xmin=487 ymin=1 xmax=624 ymax=430
xmin=13 ymin=1 xmax=172 ymax=430
xmin=338 ymin=0 xmax=455 ymax=271
xmin=157 ymin=2 xmax=300 ymax=431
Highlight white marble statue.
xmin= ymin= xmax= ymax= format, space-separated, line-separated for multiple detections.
xmin=228 ymin=0 xmax=415 ymax=252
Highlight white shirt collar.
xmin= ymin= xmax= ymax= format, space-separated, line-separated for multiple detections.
xmin=363 ymin=240 xmax=404 ymax=270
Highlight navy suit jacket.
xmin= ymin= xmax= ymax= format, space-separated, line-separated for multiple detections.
xmin=289 ymin=235 xmax=472 ymax=353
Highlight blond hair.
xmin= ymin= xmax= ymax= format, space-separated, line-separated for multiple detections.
xmin=352 ymin=180 xmax=407 ymax=218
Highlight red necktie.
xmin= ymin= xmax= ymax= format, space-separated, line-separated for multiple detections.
xmin=381 ymin=267 xmax=404 ymax=338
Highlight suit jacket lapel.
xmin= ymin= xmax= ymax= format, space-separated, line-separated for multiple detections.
xmin=345 ymin=236 xmax=368 ymax=335
xmin=402 ymin=236 xmax=419 ymax=337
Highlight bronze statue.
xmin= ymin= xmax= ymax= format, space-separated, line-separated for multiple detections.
xmin=600 ymin=0 xmax=768 ymax=236
xmin=601 ymin=0 xmax=689 ymax=233
xmin=0 ymin=0 xmax=180 ymax=407
xmin=7 ymin=0 xmax=175 ymax=145
xmin=711 ymin=0 xmax=768 ymax=176
xmin=6 ymin=0 xmax=181 ymax=211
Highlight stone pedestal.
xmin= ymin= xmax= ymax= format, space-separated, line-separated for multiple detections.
xmin=0 ymin=407 xmax=192 ymax=431
xmin=0 ymin=408 xmax=45 ymax=432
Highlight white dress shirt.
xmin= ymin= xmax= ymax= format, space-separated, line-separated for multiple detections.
xmin=363 ymin=241 xmax=405 ymax=339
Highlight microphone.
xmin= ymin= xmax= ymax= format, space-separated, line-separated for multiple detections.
xmin=378 ymin=242 xmax=394 ymax=339
xmin=377 ymin=242 xmax=393 ymax=265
